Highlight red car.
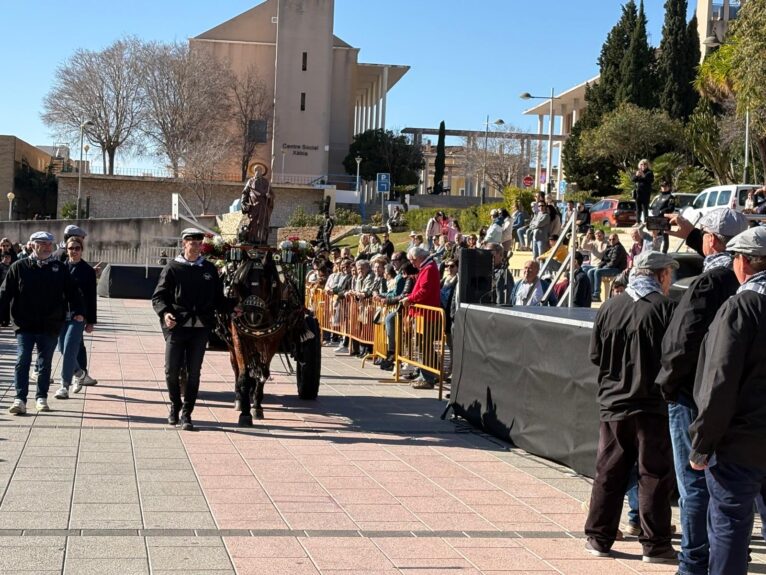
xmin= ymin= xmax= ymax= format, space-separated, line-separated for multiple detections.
xmin=589 ymin=198 xmax=637 ymax=227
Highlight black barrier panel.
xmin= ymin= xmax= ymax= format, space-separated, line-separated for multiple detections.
xmin=450 ymin=304 xmax=601 ymax=478
xmin=457 ymin=247 xmax=493 ymax=304
xmin=97 ymin=264 xmax=164 ymax=299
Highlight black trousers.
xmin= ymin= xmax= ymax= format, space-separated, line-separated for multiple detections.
xmin=584 ymin=413 xmax=675 ymax=555
xmin=163 ymin=327 xmax=209 ymax=415
xmin=636 ymin=198 xmax=650 ymax=224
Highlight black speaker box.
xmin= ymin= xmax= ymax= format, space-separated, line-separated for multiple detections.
xmin=457 ymin=248 xmax=493 ymax=304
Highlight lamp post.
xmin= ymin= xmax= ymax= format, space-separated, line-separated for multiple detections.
xmin=355 ymin=155 xmax=364 ymax=220
xmin=7 ymin=192 xmax=15 ymax=221
xmin=77 ymin=120 xmax=94 ymax=219
xmin=84 ymin=144 xmax=90 ymax=174
xmin=520 ymin=88 xmax=559 ymax=198
xmin=481 ymin=116 xmax=505 ymax=205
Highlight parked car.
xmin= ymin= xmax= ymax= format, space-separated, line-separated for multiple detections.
xmin=649 ymin=192 xmax=696 ymax=215
xmin=680 ymin=184 xmax=762 ymax=223
xmin=589 ymin=198 xmax=637 ymax=227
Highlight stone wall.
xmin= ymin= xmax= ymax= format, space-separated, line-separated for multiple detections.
xmin=57 ymin=173 xmax=327 ymax=227
xmin=408 ymin=194 xmax=482 ymax=210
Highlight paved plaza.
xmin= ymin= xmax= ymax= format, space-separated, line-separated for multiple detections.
xmin=0 ymin=298 xmax=765 ymax=574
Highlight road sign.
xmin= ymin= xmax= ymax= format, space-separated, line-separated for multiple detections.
xmin=376 ymin=173 xmax=390 ymax=193
xmin=523 ymin=175 xmax=534 ymax=188
xmin=559 ymin=180 xmax=568 ymax=194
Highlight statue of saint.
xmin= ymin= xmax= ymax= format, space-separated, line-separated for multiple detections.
xmin=240 ymin=166 xmax=274 ymax=244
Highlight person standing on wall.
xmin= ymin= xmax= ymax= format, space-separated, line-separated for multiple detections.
xmin=632 ymin=159 xmax=654 ymax=225
xmin=152 ymin=228 xmax=225 ymax=431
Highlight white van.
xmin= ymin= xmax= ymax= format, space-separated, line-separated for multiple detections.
xmin=680 ymin=184 xmax=762 ymax=223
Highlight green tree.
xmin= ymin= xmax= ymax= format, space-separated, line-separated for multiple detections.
xmin=617 ymin=0 xmax=657 ymax=109
xmin=342 ymin=129 xmax=425 ymax=199
xmin=561 ymin=118 xmax=620 ymax=196
xmin=580 ymin=103 xmax=683 ymax=171
xmin=685 ymin=98 xmax=736 ymax=183
xmin=657 ymin=0 xmax=699 ymax=120
xmin=433 ymin=121 xmax=446 ymax=194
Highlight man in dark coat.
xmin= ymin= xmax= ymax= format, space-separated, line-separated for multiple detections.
xmin=655 ymin=208 xmax=748 ymax=575
xmin=689 ymin=226 xmax=766 ymax=575
xmin=584 ymin=251 xmax=678 ymax=564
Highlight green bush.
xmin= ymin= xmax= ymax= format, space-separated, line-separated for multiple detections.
xmin=286 ymin=206 xmax=322 ymax=227
xmin=334 ymin=207 xmax=362 ymax=225
xmin=60 ymin=201 xmax=84 ymax=220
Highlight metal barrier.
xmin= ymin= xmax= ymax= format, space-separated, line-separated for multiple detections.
xmin=307 ymin=288 xmax=447 ymax=398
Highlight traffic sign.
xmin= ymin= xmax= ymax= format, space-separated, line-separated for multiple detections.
xmin=522 ymin=175 xmax=534 ymax=188
xmin=559 ymin=180 xmax=568 ymax=194
xmin=376 ymin=173 xmax=390 ymax=193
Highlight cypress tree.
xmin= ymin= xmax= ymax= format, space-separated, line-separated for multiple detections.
xmin=617 ymin=0 xmax=657 ymax=109
xmin=658 ymin=0 xmax=699 ymax=120
xmin=433 ymin=121 xmax=446 ymax=194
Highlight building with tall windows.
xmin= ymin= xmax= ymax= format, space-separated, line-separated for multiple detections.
xmin=191 ymin=0 xmax=408 ymax=184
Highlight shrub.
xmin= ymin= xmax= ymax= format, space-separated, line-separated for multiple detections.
xmin=334 ymin=207 xmax=361 ymax=225
xmin=60 ymin=201 xmax=84 ymax=220
xmin=286 ymin=206 xmax=322 ymax=227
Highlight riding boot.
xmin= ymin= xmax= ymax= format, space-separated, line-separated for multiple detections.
xmin=168 ymin=404 xmax=181 ymax=426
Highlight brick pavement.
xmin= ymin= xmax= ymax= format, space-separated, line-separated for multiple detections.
xmin=0 ymin=298 xmax=765 ymax=574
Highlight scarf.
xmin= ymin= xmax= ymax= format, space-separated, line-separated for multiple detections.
xmin=703 ymin=251 xmax=734 ymax=273
xmin=175 ymin=254 xmax=205 ymax=267
xmin=625 ymin=272 xmax=663 ymax=302
xmin=737 ymin=270 xmax=766 ymax=296
xmin=29 ymin=253 xmax=56 ymax=267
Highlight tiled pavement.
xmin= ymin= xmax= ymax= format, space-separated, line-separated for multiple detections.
xmin=1 ymin=299 xmax=765 ymax=574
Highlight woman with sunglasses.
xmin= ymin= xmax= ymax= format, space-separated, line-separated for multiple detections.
xmin=54 ymin=236 xmax=97 ymax=399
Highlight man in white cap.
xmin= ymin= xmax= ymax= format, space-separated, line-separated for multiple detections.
xmin=655 ymin=207 xmax=749 ymax=575
xmin=152 ymin=228 xmax=224 ymax=431
xmin=584 ymin=251 xmax=678 ymax=564
xmin=0 ymin=232 xmax=84 ymax=414
xmin=689 ymin=226 xmax=766 ymax=575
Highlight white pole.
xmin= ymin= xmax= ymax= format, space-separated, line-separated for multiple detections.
xmin=744 ymin=107 xmax=750 ymax=183
xmin=77 ymin=124 xmax=85 ymax=219
xmin=569 ymin=211 xmax=576 ymax=308
xmin=546 ymin=87 xmax=555 ymax=200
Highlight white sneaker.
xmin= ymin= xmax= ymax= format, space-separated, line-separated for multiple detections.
xmin=334 ymin=346 xmax=349 ymax=354
xmin=73 ymin=381 xmax=83 ymax=393
xmin=73 ymin=370 xmax=98 ymax=386
xmin=8 ymin=399 xmax=26 ymax=415
xmin=54 ymin=387 xmax=69 ymax=400
xmin=36 ymin=398 xmax=50 ymax=412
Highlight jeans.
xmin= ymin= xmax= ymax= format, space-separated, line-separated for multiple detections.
xmin=669 ymin=400 xmax=709 ymax=575
xmin=588 ymin=267 xmax=620 ymax=298
xmin=516 ymin=226 xmax=530 ymax=248
xmin=15 ymin=332 xmax=58 ymax=401
xmin=78 ymin=338 xmax=88 ymax=371
xmin=58 ymin=319 xmax=85 ymax=387
xmin=626 ymin=465 xmax=639 ymax=525
xmin=384 ymin=310 xmax=398 ymax=355
xmin=532 ymin=239 xmax=545 ymax=259
xmin=705 ymin=458 xmax=766 ymax=575
xmin=163 ymin=327 xmax=209 ymax=415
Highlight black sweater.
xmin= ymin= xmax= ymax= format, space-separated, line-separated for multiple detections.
xmin=152 ymin=259 xmax=224 ymax=329
xmin=0 ymin=258 xmax=84 ymax=335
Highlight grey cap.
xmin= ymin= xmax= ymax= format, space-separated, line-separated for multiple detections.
xmin=29 ymin=231 xmax=54 ymax=242
xmin=726 ymin=226 xmax=766 ymax=256
xmin=699 ymin=208 xmax=749 ymax=238
xmin=633 ymin=250 xmax=680 ymax=271
xmin=64 ymin=224 xmax=87 ymax=238
xmin=180 ymin=227 xmax=205 ymax=239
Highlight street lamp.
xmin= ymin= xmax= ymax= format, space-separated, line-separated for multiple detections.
xmin=7 ymin=192 xmax=15 ymax=221
xmin=77 ymin=120 xmax=94 ymax=219
xmin=481 ymin=117 xmax=505 ymax=205
xmin=355 ymin=155 xmax=364 ymax=220
xmin=521 ymin=88 xmax=558 ymax=197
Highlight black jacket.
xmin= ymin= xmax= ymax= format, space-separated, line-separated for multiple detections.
xmin=152 ymin=259 xmax=224 ymax=330
xmin=68 ymin=260 xmax=98 ymax=325
xmin=632 ymin=169 xmax=654 ymax=201
xmin=690 ymin=290 xmax=766 ymax=470
xmin=380 ymin=240 xmax=394 ymax=259
xmin=656 ymin=265 xmax=740 ymax=404
xmin=599 ymin=243 xmax=628 ymax=271
xmin=572 ymin=267 xmax=592 ymax=308
xmin=654 ymin=192 xmax=676 ymax=216
xmin=590 ymin=291 xmax=676 ymax=421
xmin=0 ymin=258 xmax=84 ymax=335
xmin=493 ymin=266 xmax=514 ymax=305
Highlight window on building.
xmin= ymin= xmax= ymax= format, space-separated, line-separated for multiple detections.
xmin=300 ymin=92 xmax=306 ymax=111
xmin=302 ymin=52 xmax=307 ymax=71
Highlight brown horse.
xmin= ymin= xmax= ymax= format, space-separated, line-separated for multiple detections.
xmin=218 ymin=248 xmax=308 ymax=426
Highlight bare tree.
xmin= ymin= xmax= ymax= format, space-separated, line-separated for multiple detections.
xmin=139 ymin=42 xmax=232 ymax=176
xmin=42 ymin=37 xmax=144 ymax=175
xmin=231 ymin=66 xmax=273 ymax=181
xmin=461 ymin=124 xmax=527 ymax=193
xmin=180 ymin=131 xmax=235 ymax=214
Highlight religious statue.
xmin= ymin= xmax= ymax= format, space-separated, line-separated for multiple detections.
xmin=240 ymin=167 xmax=274 ymax=244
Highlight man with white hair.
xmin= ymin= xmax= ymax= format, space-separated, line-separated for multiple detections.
xmin=656 ymin=207 xmax=749 ymax=575
xmin=689 ymin=226 xmax=766 ymax=575
xmin=1 ymin=232 xmax=84 ymax=414
xmin=584 ymin=251 xmax=678 ymax=564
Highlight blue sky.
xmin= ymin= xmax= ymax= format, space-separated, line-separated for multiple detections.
xmin=0 ymin=0 xmax=695 ymax=169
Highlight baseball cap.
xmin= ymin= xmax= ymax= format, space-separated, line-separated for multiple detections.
xmin=633 ymin=250 xmax=680 ymax=271
xmin=699 ymin=208 xmax=749 ymax=239
xmin=64 ymin=224 xmax=87 ymax=238
xmin=181 ymin=227 xmax=205 ymax=239
xmin=29 ymin=231 xmax=54 ymax=243
xmin=726 ymin=226 xmax=766 ymax=257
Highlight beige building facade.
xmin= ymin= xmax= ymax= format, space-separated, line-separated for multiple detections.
xmin=192 ymin=0 xmax=408 ymax=184
xmin=0 ymin=135 xmax=57 ymax=221
xmin=696 ymin=0 xmax=743 ymax=61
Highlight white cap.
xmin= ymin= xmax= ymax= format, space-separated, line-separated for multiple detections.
xmin=726 ymin=226 xmax=766 ymax=257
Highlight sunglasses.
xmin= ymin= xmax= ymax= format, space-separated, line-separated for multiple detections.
xmin=184 ymin=235 xmax=204 ymax=241
xmin=67 ymin=246 xmax=82 ymax=251
xmin=447 ymin=264 xmax=457 ymax=268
